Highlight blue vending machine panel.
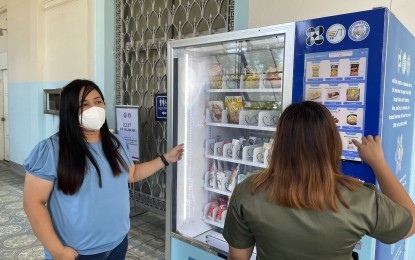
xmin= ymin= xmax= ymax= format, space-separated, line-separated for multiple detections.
xmin=294 ymin=8 xmax=415 ymax=260
xmin=293 ymin=8 xmax=386 ymax=260
xmin=375 ymin=12 xmax=415 ymax=260
xmin=293 ymin=8 xmax=388 ymax=184
xmin=171 ymin=237 xmax=222 ymax=260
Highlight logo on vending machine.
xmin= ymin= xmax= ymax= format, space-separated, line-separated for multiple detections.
xmin=402 ymin=52 xmax=407 ymax=75
xmin=348 ymin=20 xmax=370 ymax=41
xmin=407 ymin=55 xmax=411 ymax=76
xmin=326 ymin=24 xmax=346 ymax=44
xmin=306 ymin=26 xmax=324 ymax=46
xmin=398 ymin=48 xmax=411 ymax=76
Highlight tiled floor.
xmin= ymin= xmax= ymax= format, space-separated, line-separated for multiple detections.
xmin=0 ymin=160 xmax=166 ymax=259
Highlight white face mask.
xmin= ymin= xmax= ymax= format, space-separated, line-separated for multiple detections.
xmin=79 ymin=106 xmax=106 ymax=131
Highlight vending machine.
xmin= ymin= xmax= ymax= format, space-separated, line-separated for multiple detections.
xmin=166 ymin=23 xmax=295 ymax=259
xmin=293 ymin=8 xmax=415 ymax=260
xmin=166 ymin=8 xmax=415 ymax=260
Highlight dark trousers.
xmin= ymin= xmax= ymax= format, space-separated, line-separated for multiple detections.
xmin=75 ymin=236 xmax=128 ymax=260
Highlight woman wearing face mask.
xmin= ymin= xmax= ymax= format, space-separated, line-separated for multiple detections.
xmin=23 ymin=79 xmax=184 ymax=260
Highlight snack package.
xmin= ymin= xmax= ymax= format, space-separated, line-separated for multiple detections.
xmin=307 ymin=89 xmax=322 ymax=100
xmin=225 ymin=165 xmax=240 ymax=192
xmin=350 ymin=61 xmax=359 ymax=76
xmin=208 ymin=101 xmax=224 ymax=122
xmin=209 ymin=64 xmax=223 ymax=89
xmin=330 ymin=62 xmax=339 ymax=77
xmin=208 ymin=161 xmax=217 ymax=188
xmin=244 ymin=73 xmax=260 ymax=88
xmin=327 ymin=91 xmax=340 ymax=100
xmin=215 ymin=196 xmax=228 ymax=221
xmin=312 ymin=64 xmax=320 ymax=77
xmin=346 ymin=88 xmax=360 ymax=101
xmin=216 ymin=171 xmax=226 ymax=190
xmin=225 ymin=96 xmax=243 ymax=123
xmin=248 ymin=136 xmax=258 ymax=145
xmin=264 ymin=67 xmax=282 ymax=88
xmin=207 ymin=198 xmax=219 ymax=219
xmin=244 ymin=101 xmax=279 ymax=110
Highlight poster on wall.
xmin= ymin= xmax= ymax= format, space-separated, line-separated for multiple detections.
xmin=115 ymin=105 xmax=140 ymax=162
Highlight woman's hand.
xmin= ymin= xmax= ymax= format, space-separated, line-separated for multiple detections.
xmin=352 ymin=135 xmax=385 ymax=167
xmin=164 ymin=144 xmax=184 ymax=164
xmin=128 ymin=144 xmax=184 ymax=182
xmin=54 ymin=246 xmax=78 ymax=259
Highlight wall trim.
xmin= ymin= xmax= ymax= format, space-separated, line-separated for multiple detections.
xmin=42 ymin=0 xmax=79 ymax=12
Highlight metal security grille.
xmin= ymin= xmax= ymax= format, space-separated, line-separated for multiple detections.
xmin=115 ymin=0 xmax=234 ymax=214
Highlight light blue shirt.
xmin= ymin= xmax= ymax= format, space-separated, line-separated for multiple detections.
xmin=23 ymin=133 xmax=132 ymax=257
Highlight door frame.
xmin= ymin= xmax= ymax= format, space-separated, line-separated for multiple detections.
xmin=0 ymin=69 xmax=9 ymax=161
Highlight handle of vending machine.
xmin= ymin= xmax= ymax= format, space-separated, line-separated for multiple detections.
xmin=352 ymin=251 xmax=359 ymax=260
xmin=217 ymin=252 xmax=227 ymax=259
xmin=342 ymin=159 xmax=363 ymax=164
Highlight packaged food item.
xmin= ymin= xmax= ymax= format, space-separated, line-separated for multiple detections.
xmin=346 ymin=88 xmax=360 ymax=101
xmin=347 ymin=114 xmax=358 ymax=125
xmin=207 ymin=198 xmax=219 ymax=219
xmin=208 ymin=161 xmax=217 ymax=188
xmin=225 ymin=165 xmax=240 ymax=192
xmin=330 ymin=62 xmax=339 ymax=77
xmin=216 ymin=171 xmax=226 ymax=189
xmin=327 ymin=91 xmax=340 ymax=100
xmin=215 ymin=196 xmax=228 ymax=221
xmin=243 ymin=101 xmax=279 ymax=110
xmin=225 ymin=96 xmax=243 ymax=123
xmin=263 ymin=141 xmax=273 ymax=164
xmin=209 ymin=64 xmax=223 ymax=89
xmin=210 ymin=75 xmax=223 ymax=89
xmin=350 ymin=61 xmax=359 ymax=76
xmin=306 ymin=89 xmax=322 ymax=100
xmin=208 ymin=101 xmax=224 ymax=122
xmin=312 ymin=64 xmax=320 ymax=77
xmin=263 ymin=67 xmax=282 ymax=88
xmin=244 ymin=73 xmax=260 ymax=88
xmin=232 ymin=139 xmax=240 ymax=145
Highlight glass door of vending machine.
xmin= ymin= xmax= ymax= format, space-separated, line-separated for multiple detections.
xmin=166 ymin=23 xmax=295 ymax=259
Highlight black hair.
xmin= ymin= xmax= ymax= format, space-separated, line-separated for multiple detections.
xmin=57 ymin=79 xmax=129 ymax=195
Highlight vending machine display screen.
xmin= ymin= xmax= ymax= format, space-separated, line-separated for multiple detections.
xmin=303 ymin=48 xmax=369 ymax=161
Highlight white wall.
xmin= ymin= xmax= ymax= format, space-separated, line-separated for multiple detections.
xmin=0 ymin=0 xmax=95 ymax=84
xmin=0 ymin=0 xmax=96 ymax=164
xmin=0 ymin=6 xmax=7 ymax=55
xmin=6 ymin=0 xmax=33 ymax=82
xmin=44 ymin=0 xmax=95 ymax=81
xmin=248 ymin=0 xmax=415 ymax=36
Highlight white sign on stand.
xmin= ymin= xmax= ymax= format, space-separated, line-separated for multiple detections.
xmin=115 ymin=105 xmax=140 ymax=162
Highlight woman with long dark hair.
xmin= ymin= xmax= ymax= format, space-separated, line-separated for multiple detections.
xmin=23 ymin=79 xmax=184 ymax=259
xmin=223 ymin=101 xmax=415 ymax=259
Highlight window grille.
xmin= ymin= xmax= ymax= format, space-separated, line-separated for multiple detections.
xmin=115 ymin=0 xmax=234 ymax=213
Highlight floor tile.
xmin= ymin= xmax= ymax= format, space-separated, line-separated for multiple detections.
xmin=0 ymin=161 xmax=166 ymax=259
